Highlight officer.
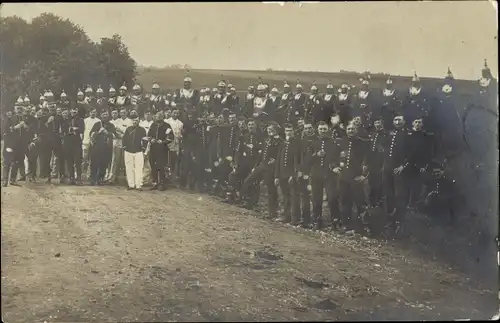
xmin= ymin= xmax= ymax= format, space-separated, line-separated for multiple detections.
xmin=288 ymin=80 xmax=306 ymax=125
xmin=305 ymin=82 xmax=323 ymax=125
xmin=297 ymin=121 xmax=316 ymax=227
xmin=89 ymin=110 xmax=117 ymax=185
xmin=322 ymin=82 xmax=338 ymax=126
xmin=337 ymin=84 xmax=353 ymax=126
xmin=366 ymin=118 xmax=387 ymax=207
xmin=62 ymin=107 xmax=85 ymax=185
xmin=274 ymin=123 xmax=301 ymax=225
xmin=380 ymin=75 xmax=401 ymax=131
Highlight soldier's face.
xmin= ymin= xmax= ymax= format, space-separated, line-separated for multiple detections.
xmin=172 ymin=110 xmax=180 ymax=119
xmin=412 ymin=119 xmax=423 ymax=131
xmin=145 ymin=112 xmax=152 ymax=121
xmin=156 ymin=112 xmax=164 ymax=121
xmin=374 ymin=120 xmax=384 ymax=131
xmin=257 ymin=90 xmax=265 ymax=97
xmin=109 ymin=91 xmax=116 ymax=98
xmin=111 ymin=110 xmax=119 ymax=119
xmin=267 ymin=126 xmax=277 ymax=137
xmin=326 ymin=87 xmax=334 ymax=94
xmin=318 ymin=125 xmax=329 ymax=136
xmin=304 ymin=124 xmax=314 ymax=135
xmin=56 ymin=108 xmax=62 ymax=115
xmin=152 ymin=88 xmax=159 ymax=95
xmin=229 ymin=115 xmax=237 ymax=124
xmin=238 ymin=120 xmax=247 ymax=130
xmin=248 ymin=121 xmax=256 ymax=132
xmin=70 ymin=109 xmax=78 ymax=117
xmin=296 ymin=87 xmax=302 ymax=93
xmin=101 ymin=112 xmax=109 ymax=121
xmin=165 ymin=110 xmax=172 ymax=119
xmin=14 ymin=106 xmax=22 ymax=114
xmin=284 ymin=86 xmax=290 ymax=93
xmin=6 ymin=111 xmax=12 ymax=118
xmin=119 ymin=89 xmax=126 ymax=96
xmin=90 ymin=110 xmax=97 ymax=118
xmin=120 ymin=110 xmax=127 ymax=118
xmin=352 ymin=116 xmax=361 ymax=127
xmin=132 ymin=118 xmax=140 ymax=127
xmin=285 ymin=127 xmax=294 ymax=138
xmin=330 ymin=115 xmax=340 ymax=127
xmin=184 ymin=81 xmax=191 ymax=89
xmin=297 ymin=119 xmax=305 ymax=128
xmin=77 ymin=94 xmax=84 ymax=100
xmin=393 ymin=116 xmax=404 ymax=128
xmin=35 ymin=110 xmax=43 ymax=118
xmin=346 ymin=124 xmax=357 ymax=137
xmin=62 ymin=110 xmax=69 ymax=119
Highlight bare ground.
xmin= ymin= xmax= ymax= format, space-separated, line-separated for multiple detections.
xmin=1 ymin=183 xmax=497 ymax=322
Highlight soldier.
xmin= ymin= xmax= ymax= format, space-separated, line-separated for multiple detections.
xmin=2 ymin=105 xmax=30 ymax=187
xmin=240 ymin=123 xmax=281 ymax=217
xmin=26 ymin=109 xmax=44 ymax=182
xmin=38 ymin=93 xmax=46 ymax=110
xmin=82 ymin=108 xmax=100 ymax=180
xmin=241 ymin=85 xmax=256 ymax=117
xmin=166 ymin=109 xmax=184 ymax=180
xmin=178 ymin=110 xmax=200 ymax=190
xmin=305 ymin=82 xmax=324 ymax=125
xmin=249 ymin=84 xmax=271 ymax=119
xmin=275 ymin=81 xmax=293 ymax=125
xmin=116 ymin=84 xmax=131 ymax=110
xmin=95 ymin=85 xmax=108 ymax=116
xmin=304 ymin=121 xmax=341 ymax=230
xmin=215 ymin=112 xmax=239 ymax=198
xmin=198 ymin=87 xmax=212 ymax=116
xmin=174 ymin=76 xmax=200 ymax=120
xmin=382 ymin=115 xmax=410 ymax=234
xmin=193 ymin=113 xmax=212 ymax=191
xmin=59 ymin=90 xmax=71 ymax=111
xmin=366 ymin=118 xmax=387 ymax=207
xmin=39 ymin=102 xmax=63 ymax=183
xmin=420 ymin=159 xmax=457 ymax=225
xmin=226 ymin=86 xmax=240 ymax=113
xmin=89 ymin=110 xmax=117 ymax=185
xmin=211 ymin=81 xmax=228 ymax=115
xmin=288 ymin=80 xmax=306 ymax=125
xmin=61 ymin=107 xmax=84 ymax=185
xmin=380 ymin=75 xmax=401 ymax=131
xmin=406 ymin=117 xmax=434 ymax=209
xmin=354 ymin=78 xmax=374 ymax=128
xmin=147 ymin=110 xmax=174 ymax=191
xmin=296 ymin=121 xmax=316 ymax=227
xmin=330 ymin=114 xmax=345 ymax=140
xmin=147 ymin=82 xmax=165 ymax=115
xmin=337 ymin=84 xmax=353 ymax=127
xmin=266 ymin=86 xmax=281 ymax=121
xmin=84 ymin=85 xmax=95 ymax=106
xmin=322 ymin=82 xmax=338 ymax=126
xmin=226 ymin=118 xmax=262 ymax=204
xmin=429 ymin=67 xmax=462 ymax=159
xmin=122 ymin=111 xmax=147 ymax=191
xmin=75 ymin=89 xmax=89 ymax=119
xmin=108 ymin=85 xmax=118 ymax=111
xmin=131 ymin=84 xmax=148 ymax=118
xmin=403 ymin=71 xmax=430 ymax=126
xmin=336 ymin=123 xmax=369 ymax=233
xmin=206 ymin=114 xmax=225 ymax=196
xmin=106 ymin=108 xmax=131 ymax=184
xmin=274 ymin=123 xmax=301 ymax=224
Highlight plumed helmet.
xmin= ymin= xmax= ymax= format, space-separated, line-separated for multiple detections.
xmin=16 ymin=96 xmax=24 ymax=104
xmin=23 ymin=95 xmax=30 ymax=103
xmin=85 ymin=85 xmax=93 ymax=93
xmin=96 ymin=85 xmax=104 ymax=93
xmin=109 ymin=85 xmax=116 ymax=93
xmin=77 ymin=89 xmax=84 ymax=96
xmin=184 ymin=76 xmax=192 ymax=83
xmin=257 ymin=84 xmax=266 ymax=91
xmin=152 ymin=82 xmax=160 ymax=89
xmin=386 ymin=75 xmax=393 ymax=85
xmin=120 ymin=83 xmax=127 ymax=91
xmin=60 ymin=90 xmax=67 ymax=98
xmin=132 ymin=84 xmax=141 ymax=91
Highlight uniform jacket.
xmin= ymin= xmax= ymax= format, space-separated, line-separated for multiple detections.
xmin=122 ymin=125 xmax=147 ymax=154
xmin=305 ymin=136 xmax=340 ymax=179
xmin=337 ymin=136 xmax=368 ymax=181
xmin=274 ymin=137 xmax=301 ymax=179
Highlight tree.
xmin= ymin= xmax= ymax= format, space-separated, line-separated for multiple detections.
xmin=0 ymin=13 xmax=137 ymax=114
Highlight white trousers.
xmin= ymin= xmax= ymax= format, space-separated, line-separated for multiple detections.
xmin=124 ymin=151 xmax=144 ymax=189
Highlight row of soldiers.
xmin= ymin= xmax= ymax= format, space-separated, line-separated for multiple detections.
xmin=2 ymin=61 xmax=496 ymax=235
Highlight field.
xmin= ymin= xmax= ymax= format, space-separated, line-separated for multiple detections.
xmin=1 ymin=68 xmax=498 ymax=322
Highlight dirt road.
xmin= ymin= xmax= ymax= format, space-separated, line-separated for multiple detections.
xmin=1 ymin=184 xmax=497 ymax=322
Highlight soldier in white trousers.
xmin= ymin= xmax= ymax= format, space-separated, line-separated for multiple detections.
xmin=122 ymin=112 xmax=147 ymax=190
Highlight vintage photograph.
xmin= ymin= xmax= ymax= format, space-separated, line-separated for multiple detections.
xmin=1 ymin=1 xmax=498 ymax=322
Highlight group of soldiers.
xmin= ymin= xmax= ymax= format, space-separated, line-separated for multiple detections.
xmin=2 ymin=60 xmax=496 ymax=236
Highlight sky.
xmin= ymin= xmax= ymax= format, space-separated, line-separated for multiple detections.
xmin=2 ymin=2 xmax=498 ymax=80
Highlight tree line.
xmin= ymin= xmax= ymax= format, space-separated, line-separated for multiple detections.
xmin=0 ymin=13 xmax=137 ymax=113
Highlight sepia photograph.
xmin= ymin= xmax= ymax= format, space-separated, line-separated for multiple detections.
xmin=1 ymin=1 xmax=498 ymax=322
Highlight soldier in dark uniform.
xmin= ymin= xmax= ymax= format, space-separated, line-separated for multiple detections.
xmin=26 ymin=109 xmax=44 ymax=182
xmin=330 ymin=114 xmax=345 ymax=141
xmin=240 ymin=123 xmax=282 ymax=217
xmin=210 ymin=81 xmax=227 ymax=116
xmin=89 ymin=110 xmax=116 ymax=186
xmin=59 ymin=90 xmax=72 ymax=111
xmin=107 ymin=85 xmax=118 ymax=111
xmin=84 ymin=85 xmax=96 ymax=108
xmin=131 ymin=84 xmax=148 ymax=119
xmin=147 ymin=110 xmax=174 ymax=191
xmin=241 ymin=86 xmax=256 ymax=117
xmin=403 ymin=71 xmax=430 ymax=127
xmin=2 ymin=105 xmax=29 ymax=187
xmin=420 ymin=159 xmax=457 ymax=225
xmin=406 ymin=117 xmax=434 ymax=209
xmin=226 ymin=118 xmax=263 ymax=205
xmin=275 ymin=82 xmax=293 ymax=125
xmin=226 ymin=86 xmax=240 ymax=114
xmin=297 ymin=121 xmax=316 ymax=227
xmin=206 ymin=114 xmax=224 ymax=196
xmin=337 ymin=83 xmax=353 ymax=127
xmin=219 ymin=113 xmax=240 ymax=196
xmin=304 ymin=121 xmax=341 ymax=230
xmin=305 ymin=83 xmax=324 ymax=126
xmin=366 ymin=118 xmax=387 ymax=207
xmin=336 ymin=123 xmax=369 ymax=233
xmin=288 ymin=81 xmax=306 ymax=126
xmin=61 ymin=107 xmax=84 ymax=185
xmin=115 ymin=84 xmax=131 ymax=111
xmin=274 ymin=124 xmax=301 ymax=224
xmin=380 ymin=75 xmax=401 ymax=132
xmin=382 ymin=115 xmax=410 ymax=234
xmin=353 ymin=78 xmax=374 ymax=129
xmin=322 ymin=82 xmax=338 ymax=126
xmin=40 ymin=103 xmax=63 ymax=183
